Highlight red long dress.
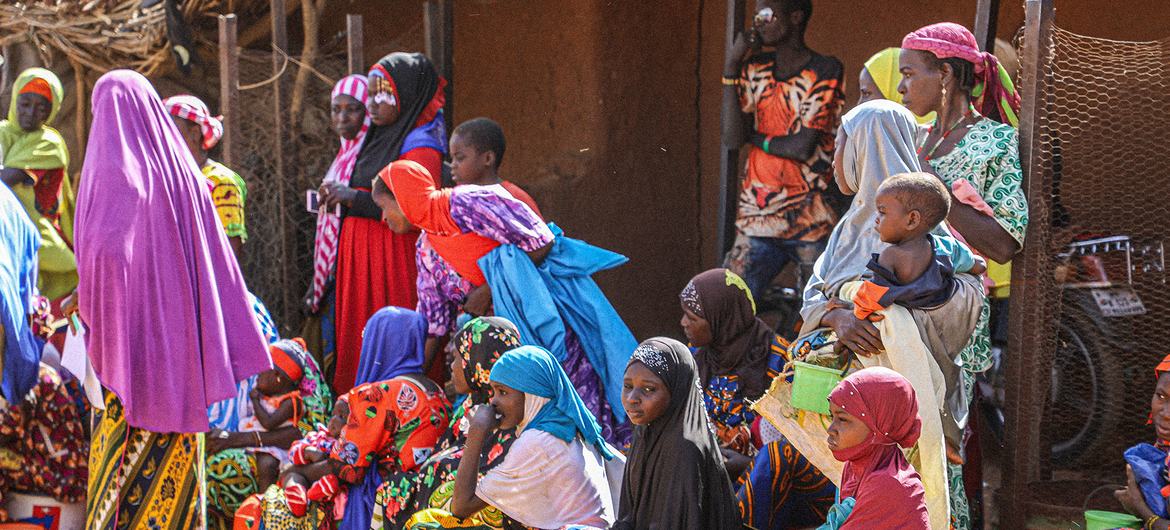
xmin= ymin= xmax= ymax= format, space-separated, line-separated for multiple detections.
xmin=332 ymin=147 xmax=441 ymax=393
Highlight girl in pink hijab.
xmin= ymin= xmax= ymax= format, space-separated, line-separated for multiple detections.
xmin=822 ymin=367 xmax=930 ymax=529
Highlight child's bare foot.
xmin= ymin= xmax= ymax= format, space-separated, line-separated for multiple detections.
xmin=946 ymin=443 xmax=964 ymax=465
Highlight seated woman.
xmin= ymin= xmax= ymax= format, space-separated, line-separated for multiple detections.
xmin=821 ymin=367 xmax=929 ymax=529
xmin=372 ymin=317 xmax=524 ymax=529
xmin=379 ymin=159 xmax=636 ymax=446
xmin=206 ymin=338 xmax=333 ymax=523
xmin=255 ymin=307 xmax=450 ymax=530
xmin=1114 ymin=353 xmax=1170 ymax=528
xmin=615 ymin=337 xmax=742 ymax=530
xmin=679 ymin=268 xmax=835 ymax=529
xmin=405 ymin=345 xmax=616 ymax=529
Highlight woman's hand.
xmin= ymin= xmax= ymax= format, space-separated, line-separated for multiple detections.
xmin=719 ymin=447 xmax=752 ymax=479
xmin=319 ymin=182 xmax=357 ymax=209
xmin=60 ymin=290 xmax=80 ymax=320
xmin=207 ymin=429 xmax=240 ymax=455
xmin=462 ymin=284 xmax=493 ymax=317
xmin=823 ymin=307 xmax=883 ymax=357
xmin=1115 ymin=464 xmax=1156 ymax=519
xmin=468 ymin=404 xmax=501 ymax=440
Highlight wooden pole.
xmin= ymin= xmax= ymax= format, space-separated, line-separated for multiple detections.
xmin=270 ymin=0 xmax=293 ymax=328
xmin=1002 ymin=0 xmax=1055 ymax=527
xmin=424 ymin=0 xmax=454 ymax=122
xmin=68 ymin=57 xmax=87 ymax=168
xmin=218 ymin=14 xmax=240 ymax=168
xmin=974 ymin=0 xmax=1002 ymax=52
xmin=346 ymin=14 xmax=364 ymax=75
xmin=715 ymin=0 xmax=746 ymax=266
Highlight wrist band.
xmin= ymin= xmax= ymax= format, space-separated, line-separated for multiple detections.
xmin=721 ymin=76 xmax=740 ymax=86
xmin=1148 ymin=515 xmax=1161 ymax=530
xmin=762 ymin=135 xmax=773 ymax=154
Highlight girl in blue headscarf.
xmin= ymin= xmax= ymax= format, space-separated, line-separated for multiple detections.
xmin=405 ymin=345 xmax=616 ymax=529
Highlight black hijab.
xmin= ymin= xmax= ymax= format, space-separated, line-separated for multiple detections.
xmin=682 ymin=268 xmax=775 ymax=401
xmin=616 ymin=337 xmax=743 ymax=530
xmin=350 ymin=52 xmax=442 ymax=189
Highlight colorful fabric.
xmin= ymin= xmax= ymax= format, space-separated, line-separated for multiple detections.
xmin=86 ymin=392 xmax=201 ymax=529
xmin=404 ymin=508 xmax=496 ymax=529
xmin=738 ymin=437 xmax=837 ymax=530
xmin=309 ymin=74 xmax=369 ymax=312
xmin=255 ymin=486 xmax=329 ymax=530
xmin=334 ymin=376 xmax=451 ymax=530
xmin=0 ymin=68 xmax=68 ymax=170
xmin=0 ymin=183 xmax=41 ymax=403
xmin=701 ymin=334 xmax=789 ymax=456
xmin=862 ymin=48 xmax=935 ymax=124
xmin=0 ymin=364 xmax=88 ymax=517
xmin=76 ymin=70 xmax=269 ymax=432
xmin=735 ymin=53 xmax=844 ymax=241
xmin=201 ymin=160 xmax=248 ymax=241
xmin=415 ymin=235 xmax=477 ymax=337
xmin=616 ymin=338 xmax=742 ymax=530
xmin=490 ymin=345 xmax=614 ymax=459
xmin=271 ymin=344 xmax=304 ymax=381
xmin=902 ymin=22 xmax=1022 ymax=127
xmin=456 ymin=317 xmax=522 ymax=403
xmin=162 ymin=94 xmax=224 ymax=150
xmin=206 ymin=291 xmax=279 ymax=432
xmin=684 ymin=268 xmax=775 ymax=404
xmin=827 ymin=367 xmax=929 ymax=529
xmin=356 ymin=306 xmax=428 ymax=385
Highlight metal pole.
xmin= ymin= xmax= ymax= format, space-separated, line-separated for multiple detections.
xmin=218 ymin=14 xmax=240 ymax=167
xmin=715 ymin=0 xmax=746 ymax=266
xmin=1002 ymin=0 xmax=1055 ymax=527
xmin=346 ymin=14 xmax=364 ymax=75
xmin=270 ymin=0 xmax=292 ymax=328
xmin=424 ymin=0 xmax=454 ymax=123
xmin=974 ymin=0 xmax=1002 ymax=52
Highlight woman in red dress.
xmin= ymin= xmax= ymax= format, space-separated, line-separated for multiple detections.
xmin=319 ymin=52 xmax=447 ymax=392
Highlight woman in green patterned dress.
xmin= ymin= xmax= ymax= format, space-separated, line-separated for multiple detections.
xmin=370 ymin=317 xmax=525 ymax=529
xmin=896 ymin=22 xmax=1028 ymax=530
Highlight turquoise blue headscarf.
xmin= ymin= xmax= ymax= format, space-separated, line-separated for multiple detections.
xmin=0 ymin=184 xmax=42 ymax=403
xmin=490 ymin=345 xmax=615 ymax=459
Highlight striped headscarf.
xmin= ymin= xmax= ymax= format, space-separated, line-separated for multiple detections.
xmin=162 ymin=94 xmax=224 ymax=150
xmin=902 ymin=22 xmax=1021 ymax=127
xmin=308 ymin=75 xmax=369 ymax=311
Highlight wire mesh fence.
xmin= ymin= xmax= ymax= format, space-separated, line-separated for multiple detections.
xmin=1010 ymin=24 xmax=1170 ymax=515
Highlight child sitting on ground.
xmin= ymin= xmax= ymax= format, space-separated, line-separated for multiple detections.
xmin=279 ymin=395 xmax=349 ymax=517
xmin=237 ymin=344 xmax=306 ymax=492
xmin=851 ymin=172 xmax=985 ymax=321
xmin=821 ymin=367 xmax=929 ymax=529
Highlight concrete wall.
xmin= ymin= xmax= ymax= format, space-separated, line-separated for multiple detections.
xmin=323 ymin=0 xmax=1170 ymax=340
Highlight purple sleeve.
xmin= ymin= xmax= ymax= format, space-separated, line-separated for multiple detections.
xmin=414 ymin=237 xmax=473 ymax=337
xmin=448 ymin=187 xmax=553 ymax=252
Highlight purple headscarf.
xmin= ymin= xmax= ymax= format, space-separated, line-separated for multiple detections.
xmin=75 ymin=70 xmax=270 ymax=433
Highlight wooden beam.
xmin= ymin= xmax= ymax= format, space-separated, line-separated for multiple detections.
xmin=68 ymin=57 xmax=87 ymax=169
xmin=270 ymin=0 xmax=293 ymax=327
xmin=424 ymin=0 xmax=454 ymax=122
xmin=974 ymin=0 xmax=1002 ymax=52
xmin=1002 ymin=0 xmax=1055 ymax=527
xmin=218 ymin=14 xmax=240 ymax=167
xmin=715 ymin=0 xmax=746 ymax=265
xmin=346 ymin=14 xmax=363 ymax=75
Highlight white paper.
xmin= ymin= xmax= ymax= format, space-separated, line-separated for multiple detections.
xmin=60 ymin=325 xmax=104 ymax=410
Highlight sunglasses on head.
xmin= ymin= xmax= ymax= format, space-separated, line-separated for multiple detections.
xmin=754 ymin=7 xmax=775 ymax=25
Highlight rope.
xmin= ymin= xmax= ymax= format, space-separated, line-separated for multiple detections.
xmin=239 ymin=45 xmax=291 ymax=91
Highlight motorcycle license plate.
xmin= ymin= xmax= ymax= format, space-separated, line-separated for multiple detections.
xmin=1090 ymin=287 xmax=1147 ymax=317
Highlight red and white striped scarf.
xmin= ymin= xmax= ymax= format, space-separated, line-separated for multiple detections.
xmin=309 ymin=74 xmax=369 ymax=311
xmin=162 ymin=94 xmax=224 ymax=150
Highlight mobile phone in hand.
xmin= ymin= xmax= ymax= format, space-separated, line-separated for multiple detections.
xmin=306 ymin=189 xmax=320 ymax=213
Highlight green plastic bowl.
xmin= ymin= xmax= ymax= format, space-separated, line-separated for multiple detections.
xmin=790 ymin=361 xmax=843 ymax=416
xmin=1084 ymin=510 xmax=1142 ymax=530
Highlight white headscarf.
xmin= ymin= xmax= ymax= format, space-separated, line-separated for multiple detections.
xmin=799 ymin=100 xmax=921 ymax=336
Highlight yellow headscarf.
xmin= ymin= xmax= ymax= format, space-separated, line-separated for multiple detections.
xmin=0 ymin=68 xmax=68 ymax=170
xmin=863 ymin=48 xmax=935 ymax=125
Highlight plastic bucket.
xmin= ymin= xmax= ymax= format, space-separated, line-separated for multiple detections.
xmin=2 ymin=491 xmax=85 ymax=530
xmin=1084 ymin=510 xmax=1142 ymax=530
xmin=790 ymin=361 xmax=843 ymax=416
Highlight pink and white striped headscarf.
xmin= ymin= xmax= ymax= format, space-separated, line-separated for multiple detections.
xmin=309 ymin=74 xmax=370 ymax=312
xmin=162 ymin=94 xmax=224 ymax=150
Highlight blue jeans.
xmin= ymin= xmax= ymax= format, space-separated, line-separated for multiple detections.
xmin=741 ymin=237 xmax=825 ymax=303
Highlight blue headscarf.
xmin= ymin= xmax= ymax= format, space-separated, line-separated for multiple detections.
xmin=490 ymin=345 xmax=614 ymax=459
xmin=341 ymin=305 xmax=427 ymax=530
xmin=354 ymin=306 xmax=426 ymax=386
xmin=0 ymin=184 xmax=42 ymax=403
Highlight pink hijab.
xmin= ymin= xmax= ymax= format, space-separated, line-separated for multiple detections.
xmin=902 ymin=22 xmax=1022 ymax=127
xmin=829 ymin=367 xmax=930 ymax=529
xmin=308 ymin=75 xmax=370 ymax=312
xmin=76 ymin=70 xmax=270 ymax=433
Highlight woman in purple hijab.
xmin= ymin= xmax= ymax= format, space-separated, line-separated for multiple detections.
xmin=76 ymin=70 xmax=270 ymax=529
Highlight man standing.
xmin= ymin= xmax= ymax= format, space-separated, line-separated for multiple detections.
xmin=722 ymin=0 xmax=845 ymax=304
